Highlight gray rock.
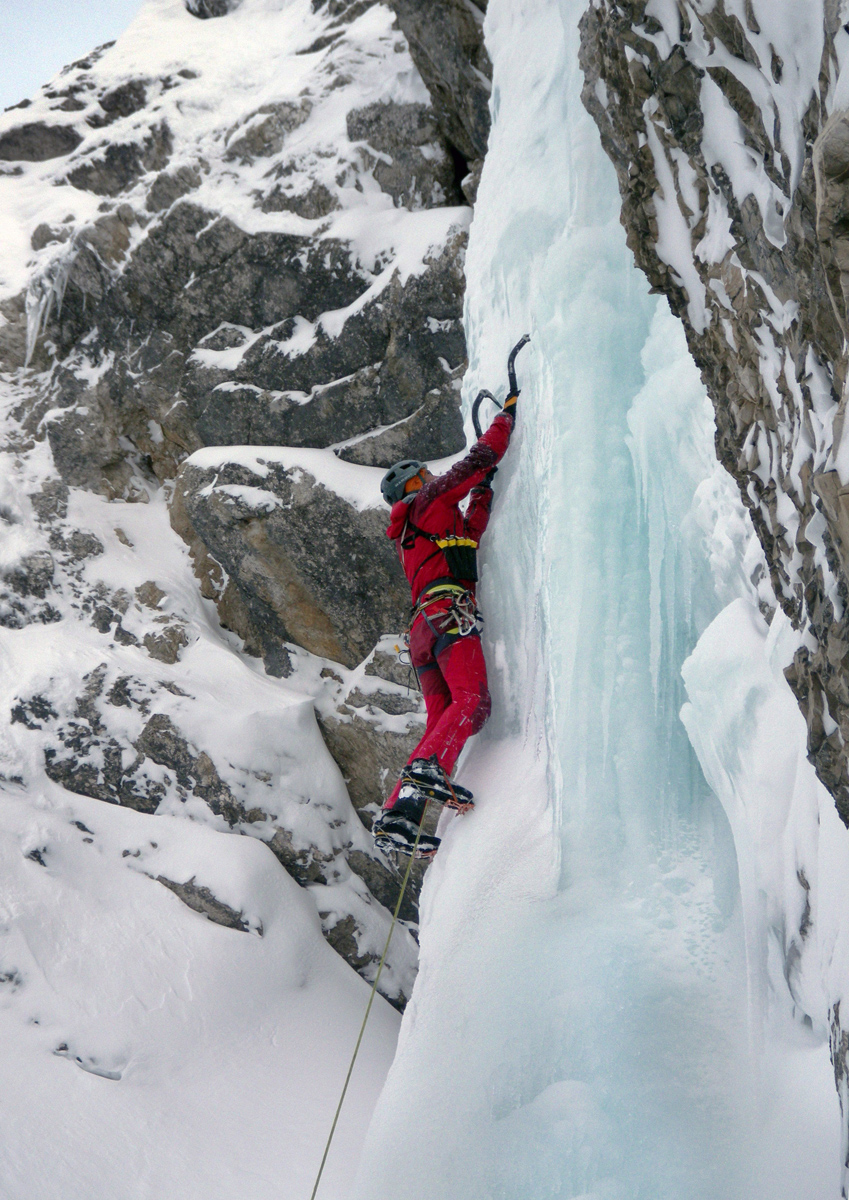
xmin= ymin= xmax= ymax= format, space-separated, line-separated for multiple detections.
xmin=83 ymin=203 xmax=369 ymax=352
xmin=185 ymin=0 xmax=240 ymax=15
xmin=25 ymin=666 xmax=165 ymax=813
xmin=97 ymin=81 xmax=148 ymax=122
xmin=387 ymin=0 xmax=491 ymax=162
xmin=813 ymin=111 xmax=849 ymax=341
xmin=347 ymin=101 xmax=458 ymax=208
xmin=181 ymin=232 xmax=467 ymax=465
xmin=266 ymin=827 xmax=333 ymax=886
xmin=135 ymin=712 xmax=244 ymax=824
xmin=65 ymin=531 xmax=105 ymax=561
xmin=319 ymin=912 xmax=372 ymax=970
xmin=226 ymin=100 xmax=312 ymax=162
xmin=29 ymin=480 xmax=69 ymax=523
xmin=460 ymin=157 xmax=484 ymax=205
xmin=259 ymin=179 xmax=338 ymax=219
xmin=45 ymin=395 xmax=132 ymax=493
xmin=345 ymin=686 xmax=421 ymax=715
xmin=171 ymin=456 xmax=409 ymax=670
xmin=338 ymin=377 xmax=465 ymax=467
xmin=65 ymin=123 xmax=172 ymax=196
xmin=365 ymin=645 xmax=419 ymax=689
xmin=136 ymin=581 xmax=166 ymax=608
xmin=345 ymin=850 xmax=418 ymax=923
xmin=0 ymin=123 xmax=83 ymax=162
xmin=0 ymin=543 xmax=61 ymax=628
xmin=145 ymin=164 xmax=201 ymax=212
xmin=155 ymin=875 xmax=256 ymax=932
xmin=143 ymin=622 xmax=190 ymax=664
xmin=0 ymin=593 xmax=61 ymax=632
xmin=314 ymin=0 xmax=491 ymax=170
xmin=317 ymin=704 xmax=424 ymax=817
xmin=31 ymin=223 xmax=72 ymax=251
xmin=0 ymin=294 xmax=29 ymax=371
xmin=4 ymin=551 xmax=54 ymax=599
xmin=316 ymin=642 xmax=426 ymax=832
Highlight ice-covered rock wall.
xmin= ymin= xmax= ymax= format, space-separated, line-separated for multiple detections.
xmin=578 ymin=0 xmax=849 ymax=1186
xmin=579 ymin=0 xmax=849 ymax=813
xmin=356 ymin=0 xmax=846 ymax=1195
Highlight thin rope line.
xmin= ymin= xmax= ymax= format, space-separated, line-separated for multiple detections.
xmin=308 ymin=803 xmax=430 ymax=1200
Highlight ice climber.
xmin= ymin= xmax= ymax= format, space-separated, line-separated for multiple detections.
xmin=372 ymin=390 xmax=518 ymax=859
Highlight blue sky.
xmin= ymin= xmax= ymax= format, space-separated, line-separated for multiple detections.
xmin=0 ymin=0 xmax=143 ymax=110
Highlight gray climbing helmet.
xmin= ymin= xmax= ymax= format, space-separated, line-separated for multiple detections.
xmin=380 ymin=459 xmax=424 ymax=506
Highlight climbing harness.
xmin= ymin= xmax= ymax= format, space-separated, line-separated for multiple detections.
xmin=409 ymin=579 xmax=484 ymax=657
xmin=410 ymin=579 xmax=476 ymax=624
xmin=307 ymin=800 xmax=431 ymax=1200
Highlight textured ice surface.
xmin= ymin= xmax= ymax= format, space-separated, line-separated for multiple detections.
xmin=354 ymin=1 xmax=841 ymax=1197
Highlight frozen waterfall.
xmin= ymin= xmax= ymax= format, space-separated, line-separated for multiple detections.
xmin=352 ymin=1 xmax=842 ymax=1196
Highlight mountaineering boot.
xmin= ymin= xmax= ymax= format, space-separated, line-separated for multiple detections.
xmin=373 ymin=785 xmax=440 ymax=859
xmin=401 ymin=755 xmax=474 ymax=812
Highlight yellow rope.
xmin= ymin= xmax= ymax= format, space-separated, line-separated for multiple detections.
xmin=308 ymin=804 xmax=430 ymax=1200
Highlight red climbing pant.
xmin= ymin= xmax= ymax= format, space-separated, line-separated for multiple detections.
xmin=384 ymin=613 xmax=491 ymax=810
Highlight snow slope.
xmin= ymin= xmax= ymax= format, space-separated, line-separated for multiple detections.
xmin=0 ymin=382 xmax=404 ymax=1199
xmin=0 ymin=785 xmax=398 ymax=1200
xmin=0 ymin=3 xmax=428 ymax=1194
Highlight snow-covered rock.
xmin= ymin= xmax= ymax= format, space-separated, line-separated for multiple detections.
xmin=0 ymin=0 xmax=495 ymax=1025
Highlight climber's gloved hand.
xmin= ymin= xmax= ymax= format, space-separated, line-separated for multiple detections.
xmin=502 ymin=392 xmax=519 ymax=424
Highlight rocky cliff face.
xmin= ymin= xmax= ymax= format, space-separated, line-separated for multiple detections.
xmin=578 ymin=0 xmax=849 ymax=1179
xmin=0 ymin=0 xmax=490 ymax=1004
xmin=579 ymin=1 xmax=849 ymax=818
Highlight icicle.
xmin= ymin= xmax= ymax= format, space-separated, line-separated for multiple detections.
xmin=24 ymin=250 xmax=74 ymax=367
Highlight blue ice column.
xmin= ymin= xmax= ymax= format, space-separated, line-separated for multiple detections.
xmin=353 ymin=2 xmax=756 ymax=1197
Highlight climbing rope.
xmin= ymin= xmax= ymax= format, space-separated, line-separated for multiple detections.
xmin=308 ymin=802 xmax=431 ymax=1200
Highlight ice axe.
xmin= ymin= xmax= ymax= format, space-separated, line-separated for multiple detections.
xmin=471 ymin=334 xmax=530 ymax=438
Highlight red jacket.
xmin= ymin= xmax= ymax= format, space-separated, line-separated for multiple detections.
xmin=386 ymin=413 xmax=513 ymax=604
